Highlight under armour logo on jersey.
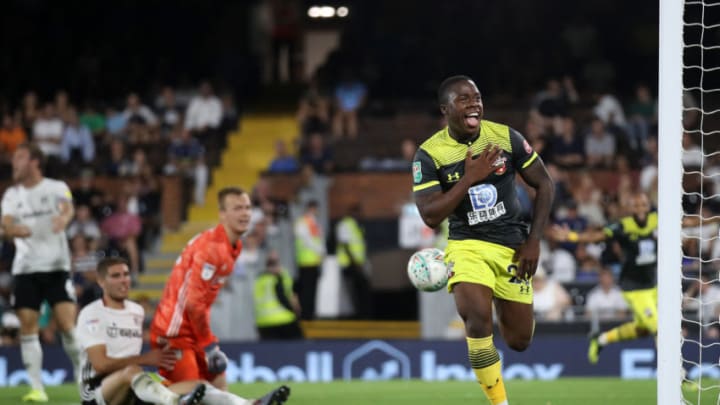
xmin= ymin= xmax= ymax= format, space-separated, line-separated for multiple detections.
xmin=447 ymin=172 xmax=460 ymax=182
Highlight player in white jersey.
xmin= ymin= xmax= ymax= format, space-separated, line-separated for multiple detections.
xmin=78 ymin=256 xmax=290 ymax=405
xmin=77 ymin=257 xmax=205 ymax=405
xmin=1 ymin=143 xmax=81 ymax=402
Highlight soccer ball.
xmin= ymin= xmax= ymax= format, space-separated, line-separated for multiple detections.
xmin=407 ymin=248 xmax=448 ymax=292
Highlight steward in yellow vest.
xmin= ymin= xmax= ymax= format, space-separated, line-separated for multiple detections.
xmin=254 ymin=253 xmax=304 ymax=340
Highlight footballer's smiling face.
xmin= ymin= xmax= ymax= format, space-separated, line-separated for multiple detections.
xmin=220 ymin=192 xmax=252 ymax=236
xmin=442 ymin=79 xmax=484 ymax=140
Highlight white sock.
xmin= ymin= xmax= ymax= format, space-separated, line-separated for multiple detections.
xmin=203 ymin=383 xmax=250 ymax=405
xmin=131 ymin=373 xmax=179 ymax=405
xmin=61 ymin=329 xmax=81 ymax=380
xmin=20 ymin=334 xmax=43 ymax=391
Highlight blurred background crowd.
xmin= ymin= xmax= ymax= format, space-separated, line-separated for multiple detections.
xmin=0 ymin=0 xmax=718 ymax=345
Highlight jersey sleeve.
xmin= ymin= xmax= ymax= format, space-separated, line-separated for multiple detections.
xmin=184 ymin=246 xmax=219 ymax=347
xmin=53 ymin=181 xmax=73 ymax=205
xmin=76 ymin=307 xmax=106 ymax=350
xmin=412 ymin=148 xmax=441 ymax=195
xmin=1 ymin=188 xmax=16 ymax=217
xmin=603 ymin=221 xmax=622 ymax=239
xmin=509 ymin=128 xmax=539 ymax=171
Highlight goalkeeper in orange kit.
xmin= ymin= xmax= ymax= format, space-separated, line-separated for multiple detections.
xmin=150 ymin=187 xmax=290 ymax=404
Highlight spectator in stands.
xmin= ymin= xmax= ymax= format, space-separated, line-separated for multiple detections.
xmin=105 ymin=105 xmax=128 ymax=138
xmin=267 ymin=139 xmax=299 ymax=173
xmin=163 ymin=129 xmax=208 ymax=206
xmin=545 ymin=243 xmax=577 ymax=283
xmin=532 ymin=77 xmax=579 ymax=125
xmin=254 ymin=251 xmax=303 ymax=340
xmin=33 ymin=102 xmax=64 ymax=171
xmin=593 ymin=91 xmax=627 ymax=129
xmin=72 ymin=169 xmax=108 ymax=221
xmin=532 ymin=267 xmax=572 ymax=321
xmin=54 ymin=90 xmax=71 ymax=119
xmin=100 ymin=194 xmax=142 ymax=279
xmin=155 ymin=86 xmax=183 ymax=137
xmin=67 ymin=205 xmax=102 ymax=251
xmin=20 ymin=91 xmax=39 ymax=134
xmin=331 ymin=72 xmax=367 ymax=139
xmin=0 ymin=113 xmax=27 ymax=163
xmin=548 ymin=117 xmax=584 ymax=170
xmin=585 ymin=268 xmax=628 ymax=320
xmin=297 ymin=76 xmax=330 ymax=136
xmin=575 ymin=255 xmax=602 ymax=282
xmin=184 ymin=81 xmax=222 ymax=133
xmin=103 ymin=139 xmax=133 ymax=177
xmin=79 ymin=103 xmax=106 ymax=139
xmin=219 ymin=92 xmax=239 ymax=137
xmin=626 ymin=84 xmax=656 ymax=154
xmin=70 ymin=234 xmax=102 ymax=309
xmin=639 ymin=136 xmax=658 ymax=195
xmin=554 ymin=200 xmax=588 ymax=255
xmin=300 ymin=133 xmax=333 ymax=174
xmin=60 ymin=107 xmax=95 ymax=171
xmin=682 ymin=131 xmax=705 ymax=170
xmin=123 ymin=92 xmax=158 ymax=127
xmin=336 ymin=204 xmax=372 ymax=319
xmin=294 ymin=200 xmax=326 ymax=320
xmin=584 ymin=117 xmax=616 ymax=169
xmin=573 ymin=172 xmax=606 ymax=227
xmin=683 ymin=273 xmax=720 ymax=338
xmin=127 ymin=114 xmax=158 ymax=145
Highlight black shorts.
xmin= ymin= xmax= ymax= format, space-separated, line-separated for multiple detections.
xmin=13 ymin=271 xmax=76 ymax=311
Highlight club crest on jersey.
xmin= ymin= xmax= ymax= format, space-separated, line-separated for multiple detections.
xmin=201 ymin=263 xmax=216 ymax=280
xmin=413 ymin=161 xmax=422 ymax=183
xmin=493 ymin=156 xmax=507 ymax=175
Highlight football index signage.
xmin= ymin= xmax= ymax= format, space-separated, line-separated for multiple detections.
xmin=0 ymin=336 xmax=711 ymax=386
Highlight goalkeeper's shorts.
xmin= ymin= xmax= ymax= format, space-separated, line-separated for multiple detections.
xmin=445 ymin=239 xmax=533 ymax=304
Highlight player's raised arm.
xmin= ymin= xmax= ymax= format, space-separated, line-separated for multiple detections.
xmin=415 ymin=145 xmax=502 ymax=228
xmin=549 ymin=223 xmax=609 ymax=244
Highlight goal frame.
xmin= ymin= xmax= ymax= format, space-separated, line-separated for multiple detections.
xmin=657 ymin=0 xmax=684 ymax=403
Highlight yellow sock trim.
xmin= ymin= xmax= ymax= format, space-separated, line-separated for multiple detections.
xmin=467 ymin=336 xmax=507 ymax=405
xmin=603 ymin=322 xmax=638 ymax=344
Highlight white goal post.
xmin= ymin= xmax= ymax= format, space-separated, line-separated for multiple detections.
xmin=657 ymin=0 xmax=684 ymax=403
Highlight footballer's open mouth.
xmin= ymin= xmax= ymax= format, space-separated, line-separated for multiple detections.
xmin=464 ymin=112 xmax=480 ymax=128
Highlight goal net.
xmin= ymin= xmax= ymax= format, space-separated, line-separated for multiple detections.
xmin=661 ymin=1 xmax=720 ymax=404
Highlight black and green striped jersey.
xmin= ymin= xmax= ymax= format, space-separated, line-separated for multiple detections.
xmin=603 ymin=211 xmax=658 ymax=291
xmin=412 ymin=120 xmax=538 ymax=248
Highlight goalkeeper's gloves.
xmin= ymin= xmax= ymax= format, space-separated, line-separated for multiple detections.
xmin=204 ymin=344 xmax=228 ymax=374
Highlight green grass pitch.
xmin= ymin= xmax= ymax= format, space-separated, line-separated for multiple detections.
xmin=0 ymin=378 xmax=716 ymax=404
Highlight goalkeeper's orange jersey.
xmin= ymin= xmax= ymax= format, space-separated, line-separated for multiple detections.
xmin=150 ymin=224 xmax=242 ymax=349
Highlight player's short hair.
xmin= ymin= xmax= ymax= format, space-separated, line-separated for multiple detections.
xmin=438 ymin=75 xmax=474 ymax=105
xmin=16 ymin=142 xmax=45 ymax=167
xmin=97 ymin=257 xmax=129 ymax=278
xmin=218 ymin=186 xmax=247 ymax=210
